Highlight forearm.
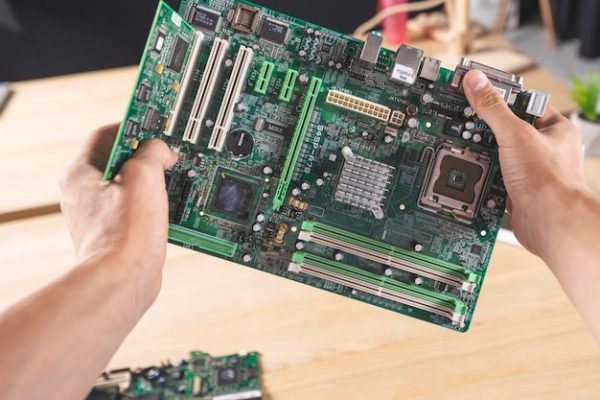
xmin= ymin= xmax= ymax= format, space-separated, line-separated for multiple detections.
xmin=0 ymin=254 xmax=158 ymax=400
xmin=535 ymin=184 xmax=600 ymax=339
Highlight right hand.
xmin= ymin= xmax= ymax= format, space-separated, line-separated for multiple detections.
xmin=462 ymin=70 xmax=588 ymax=259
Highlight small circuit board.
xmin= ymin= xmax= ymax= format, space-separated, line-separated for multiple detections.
xmin=104 ymin=1 xmax=549 ymax=331
xmin=86 ymin=351 xmax=262 ymax=400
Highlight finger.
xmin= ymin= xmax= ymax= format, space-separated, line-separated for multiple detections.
xmin=462 ymin=70 xmax=531 ymax=147
xmin=131 ymin=139 xmax=178 ymax=170
xmin=76 ymin=123 xmax=119 ymax=171
xmin=534 ymin=105 xmax=566 ymax=130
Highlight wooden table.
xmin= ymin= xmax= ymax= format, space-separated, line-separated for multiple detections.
xmin=1 ymin=38 xmax=599 ymax=399
xmin=1 ymin=214 xmax=600 ymax=399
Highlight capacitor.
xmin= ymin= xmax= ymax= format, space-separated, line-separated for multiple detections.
xmin=299 ymin=73 xmax=310 ymax=84
xmin=236 ymin=102 xmax=248 ymax=112
xmin=298 ymin=49 xmax=307 ymax=57
xmin=487 ymin=199 xmax=497 ymax=208
xmin=301 ymin=181 xmax=311 ymax=191
xmin=205 ymin=119 xmax=214 ymax=128
xmin=361 ymin=130 xmax=369 ymax=138
xmin=295 ymin=241 xmax=305 ymax=250
xmin=406 ymin=104 xmax=418 ymax=115
xmin=316 ymin=178 xmax=325 ymax=187
xmin=335 ymin=62 xmax=342 ymax=69
xmin=252 ymin=223 xmax=262 ymax=232
xmin=291 ymin=187 xmax=301 ymax=196
xmin=462 ymin=130 xmax=472 ymax=140
xmin=414 ymin=243 xmax=424 ymax=252
xmin=465 ymin=121 xmax=476 ymax=130
xmin=407 ymin=118 xmax=419 ymax=129
xmin=262 ymin=165 xmax=273 ymax=175
xmin=473 ymin=133 xmax=482 ymax=143
xmin=255 ymin=213 xmax=265 ymax=222
xmin=384 ymin=268 xmax=393 ymax=276
xmin=401 ymin=131 xmax=411 ymax=143
xmin=225 ymin=59 xmax=233 ymax=68
xmin=242 ymin=253 xmax=253 ymax=262
xmin=334 ymin=252 xmax=344 ymax=261
xmin=421 ymin=93 xmax=434 ymax=104
xmin=306 ymin=27 xmax=315 ymax=35
xmin=415 ymin=277 xmax=424 ymax=285
xmin=464 ymin=106 xmax=475 ymax=117
xmin=187 ymin=169 xmax=198 ymax=178
xmin=328 ymin=60 xmax=335 ymax=67
xmin=384 ymin=135 xmax=394 ymax=144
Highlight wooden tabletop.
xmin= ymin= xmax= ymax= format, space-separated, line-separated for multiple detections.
xmin=1 ymin=214 xmax=599 ymax=399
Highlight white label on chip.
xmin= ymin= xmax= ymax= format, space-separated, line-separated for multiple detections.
xmin=391 ymin=64 xmax=415 ymax=84
xmin=171 ymin=12 xmax=182 ymax=27
xmin=155 ymin=36 xmax=165 ymax=52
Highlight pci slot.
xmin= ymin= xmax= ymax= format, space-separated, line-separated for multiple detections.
xmin=254 ymin=60 xmax=275 ymax=95
xmin=326 ymin=89 xmax=391 ymax=122
xmin=299 ymin=221 xmax=481 ymax=293
xmin=272 ymin=76 xmax=322 ymax=210
xmin=183 ymin=37 xmax=229 ymax=144
xmin=289 ymin=252 xmax=467 ymax=327
xmin=278 ymin=68 xmax=298 ymax=102
xmin=168 ymin=225 xmax=237 ymax=258
xmin=209 ymin=45 xmax=254 ymax=151
xmin=165 ymin=30 xmax=205 ymax=136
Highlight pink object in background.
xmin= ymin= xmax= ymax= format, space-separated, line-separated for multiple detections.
xmin=378 ymin=0 xmax=408 ymax=46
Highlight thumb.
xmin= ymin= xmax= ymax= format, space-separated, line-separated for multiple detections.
xmin=462 ymin=70 xmax=529 ymax=147
xmin=131 ymin=139 xmax=178 ymax=170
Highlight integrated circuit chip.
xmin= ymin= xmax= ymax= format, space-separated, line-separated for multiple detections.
xmin=217 ymin=367 xmax=239 ymax=385
xmin=231 ymin=4 xmax=260 ymax=33
xmin=213 ymin=177 xmax=256 ymax=220
xmin=124 ymin=120 xmax=140 ymax=138
xmin=167 ymin=36 xmax=189 ymax=72
xmin=191 ymin=6 xmax=222 ymax=32
xmin=419 ymin=143 xmax=490 ymax=223
xmin=136 ymin=83 xmax=152 ymax=103
xmin=264 ymin=120 xmax=290 ymax=137
xmin=141 ymin=107 xmax=165 ymax=132
xmin=258 ymin=18 xmax=289 ymax=45
xmin=152 ymin=31 xmax=166 ymax=53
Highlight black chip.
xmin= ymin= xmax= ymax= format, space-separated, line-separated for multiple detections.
xmin=152 ymin=31 xmax=166 ymax=53
xmin=482 ymin=129 xmax=496 ymax=147
xmin=321 ymin=42 xmax=333 ymax=53
xmin=445 ymin=120 xmax=463 ymax=137
xmin=258 ymin=18 xmax=289 ymax=45
xmin=167 ymin=36 xmax=189 ymax=72
xmin=136 ymin=83 xmax=152 ymax=103
xmin=142 ymin=107 xmax=165 ymax=132
xmin=264 ymin=121 xmax=290 ymax=137
xmin=125 ymin=120 xmax=140 ymax=138
xmin=214 ymin=178 xmax=255 ymax=220
xmin=191 ymin=6 xmax=221 ymax=32
xmin=471 ymin=244 xmax=482 ymax=255
xmin=217 ymin=367 xmax=239 ymax=385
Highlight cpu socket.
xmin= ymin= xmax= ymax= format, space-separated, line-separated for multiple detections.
xmin=419 ymin=143 xmax=490 ymax=223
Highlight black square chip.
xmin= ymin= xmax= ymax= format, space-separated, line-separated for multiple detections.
xmin=217 ymin=366 xmax=239 ymax=385
xmin=214 ymin=178 xmax=255 ymax=220
xmin=259 ymin=18 xmax=289 ymax=45
xmin=167 ymin=36 xmax=189 ymax=72
xmin=191 ymin=6 xmax=222 ymax=32
xmin=136 ymin=83 xmax=152 ymax=103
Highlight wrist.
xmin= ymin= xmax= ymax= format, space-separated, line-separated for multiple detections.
xmin=530 ymin=180 xmax=600 ymax=266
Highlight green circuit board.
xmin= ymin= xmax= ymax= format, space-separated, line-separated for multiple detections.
xmin=104 ymin=1 xmax=549 ymax=331
xmin=87 ymin=351 xmax=262 ymax=400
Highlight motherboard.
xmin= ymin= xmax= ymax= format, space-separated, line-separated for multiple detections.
xmin=87 ymin=351 xmax=262 ymax=400
xmin=104 ymin=0 xmax=549 ymax=331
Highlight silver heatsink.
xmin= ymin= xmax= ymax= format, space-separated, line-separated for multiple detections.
xmin=334 ymin=146 xmax=394 ymax=219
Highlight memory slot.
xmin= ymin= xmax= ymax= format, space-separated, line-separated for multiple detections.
xmin=165 ymin=30 xmax=205 ymax=136
xmin=209 ymin=45 xmax=254 ymax=151
xmin=183 ymin=37 xmax=229 ymax=144
xmin=168 ymin=225 xmax=237 ymax=258
xmin=289 ymin=252 xmax=467 ymax=327
xmin=272 ymin=76 xmax=322 ymax=210
xmin=299 ymin=221 xmax=481 ymax=293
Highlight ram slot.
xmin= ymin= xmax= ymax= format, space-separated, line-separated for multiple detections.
xmin=168 ymin=225 xmax=237 ymax=258
xmin=289 ymin=252 xmax=467 ymax=327
xmin=165 ymin=31 xmax=205 ymax=136
xmin=299 ymin=221 xmax=481 ymax=293
xmin=209 ymin=45 xmax=254 ymax=151
xmin=272 ymin=76 xmax=322 ymax=210
xmin=183 ymin=37 xmax=229 ymax=144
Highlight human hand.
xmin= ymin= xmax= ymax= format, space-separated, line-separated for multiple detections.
xmin=462 ymin=70 xmax=589 ymax=259
xmin=60 ymin=124 xmax=177 ymax=299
